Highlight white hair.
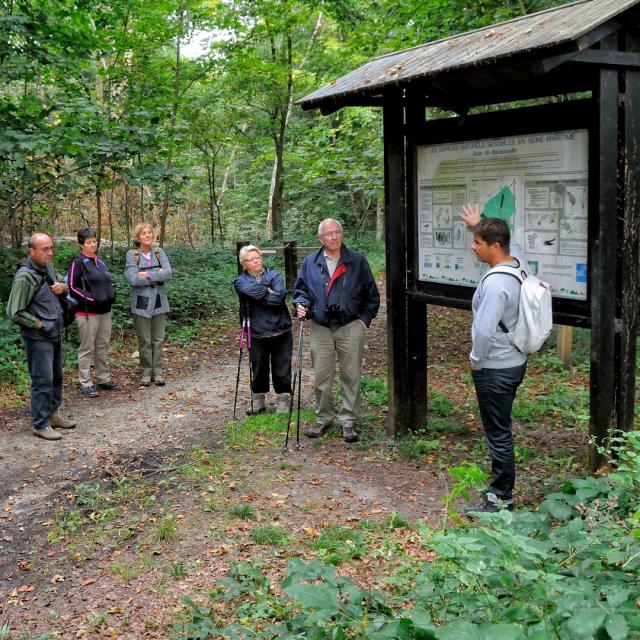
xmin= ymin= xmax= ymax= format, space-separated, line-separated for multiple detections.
xmin=317 ymin=218 xmax=343 ymax=236
xmin=238 ymin=244 xmax=261 ymax=265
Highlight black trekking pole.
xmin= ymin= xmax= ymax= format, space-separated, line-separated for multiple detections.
xmin=284 ymin=318 xmax=305 ymax=452
xmin=232 ymin=316 xmax=247 ymax=419
xmin=246 ymin=310 xmax=254 ymax=415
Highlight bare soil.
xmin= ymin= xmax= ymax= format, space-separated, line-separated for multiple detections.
xmin=0 ymin=284 xmax=589 ymax=638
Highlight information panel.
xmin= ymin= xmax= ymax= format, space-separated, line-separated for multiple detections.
xmin=417 ymin=129 xmax=588 ymax=300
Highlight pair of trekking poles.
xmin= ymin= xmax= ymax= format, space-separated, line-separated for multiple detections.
xmin=232 ymin=311 xmax=304 ymax=452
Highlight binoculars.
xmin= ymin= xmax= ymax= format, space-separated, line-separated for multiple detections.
xmin=325 ymin=304 xmax=344 ymax=323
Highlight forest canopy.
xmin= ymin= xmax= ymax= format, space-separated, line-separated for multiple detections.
xmin=0 ymin=0 xmax=570 ymax=248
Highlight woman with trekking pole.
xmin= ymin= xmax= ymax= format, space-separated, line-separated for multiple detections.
xmin=234 ymin=245 xmax=292 ymax=414
xmin=124 ymin=223 xmax=173 ymax=387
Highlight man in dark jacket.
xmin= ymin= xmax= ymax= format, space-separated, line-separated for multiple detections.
xmin=6 ymin=233 xmax=77 ymax=440
xmin=294 ymin=218 xmax=380 ymax=443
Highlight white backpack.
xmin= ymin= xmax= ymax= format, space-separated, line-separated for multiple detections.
xmin=483 ymin=261 xmax=553 ymax=354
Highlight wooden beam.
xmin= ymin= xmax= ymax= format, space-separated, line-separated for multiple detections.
xmin=543 ymin=48 xmax=640 ymax=73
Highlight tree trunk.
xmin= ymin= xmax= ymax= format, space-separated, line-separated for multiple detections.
xmin=124 ymin=181 xmax=131 ymax=247
xmin=159 ymin=0 xmax=184 ymax=247
xmin=376 ymin=193 xmax=384 ymax=242
xmin=267 ymin=11 xmax=323 ymax=239
xmin=95 ymin=184 xmax=102 ymax=248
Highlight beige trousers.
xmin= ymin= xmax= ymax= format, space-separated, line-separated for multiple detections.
xmin=76 ymin=312 xmax=112 ymax=387
xmin=309 ymin=320 xmax=365 ymax=428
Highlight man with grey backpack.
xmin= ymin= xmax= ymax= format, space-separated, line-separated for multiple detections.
xmin=460 ymin=204 xmax=551 ymax=513
xmin=6 ymin=233 xmax=77 ymax=440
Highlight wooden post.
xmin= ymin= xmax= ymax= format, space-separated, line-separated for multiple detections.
xmin=589 ymin=44 xmax=619 ymax=473
xmin=405 ymin=91 xmax=428 ymax=427
xmin=556 ymin=325 xmax=573 ymax=370
xmin=283 ymin=240 xmax=298 ymax=293
xmin=383 ymin=92 xmax=410 ymax=436
xmin=618 ymin=60 xmax=640 ymax=433
xmin=236 ymin=240 xmax=249 ymax=275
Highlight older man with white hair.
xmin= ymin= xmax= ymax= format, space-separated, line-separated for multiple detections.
xmin=294 ymin=218 xmax=379 ymax=443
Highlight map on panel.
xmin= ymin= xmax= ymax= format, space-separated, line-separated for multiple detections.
xmin=417 ymin=129 xmax=589 ymax=300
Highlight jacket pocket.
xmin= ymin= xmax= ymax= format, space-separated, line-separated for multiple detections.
xmin=136 ymin=295 xmax=149 ymax=311
xmin=40 ymin=319 xmax=57 ymax=337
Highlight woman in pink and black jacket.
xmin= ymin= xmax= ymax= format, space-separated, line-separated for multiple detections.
xmin=68 ymin=228 xmax=118 ymax=397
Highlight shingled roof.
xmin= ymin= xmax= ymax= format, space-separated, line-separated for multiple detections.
xmin=298 ymin=0 xmax=640 ymax=113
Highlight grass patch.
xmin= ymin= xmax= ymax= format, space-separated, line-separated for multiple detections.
xmin=169 ymin=561 xmax=187 ymax=580
xmin=361 ymin=376 xmax=388 ymax=407
xmin=225 ymin=410 xmax=314 ymax=447
xmin=424 ymin=417 xmax=469 ymax=434
xmin=153 ymin=514 xmax=179 ymax=543
xmin=250 ymin=524 xmax=291 ymax=546
xmin=427 ymin=388 xmax=455 ymax=417
xmin=229 ymin=503 xmax=255 ymax=520
xmin=310 ymin=525 xmax=364 ymax=564
xmin=395 ymin=435 xmax=444 ymax=460
xmin=179 ymin=446 xmax=223 ymax=478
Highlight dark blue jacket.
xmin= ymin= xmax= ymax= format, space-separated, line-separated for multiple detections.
xmin=234 ymin=268 xmax=292 ymax=337
xmin=293 ymin=245 xmax=380 ymax=328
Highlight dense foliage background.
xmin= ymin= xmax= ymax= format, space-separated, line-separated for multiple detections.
xmin=1 ymin=0 xmax=570 ymax=250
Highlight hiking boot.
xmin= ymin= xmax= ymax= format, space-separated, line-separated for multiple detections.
xmin=80 ymin=385 xmax=99 ymax=398
xmin=275 ymin=393 xmax=290 ymax=414
xmin=49 ymin=410 xmax=76 ymax=430
xmin=304 ymin=422 xmax=330 ymax=438
xmin=97 ymin=381 xmax=120 ymax=391
xmin=342 ymin=423 xmax=359 ymax=443
xmin=153 ymin=376 xmax=166 ymax=386
xmin=464 ymin=493 xmax=513 ymax=515
xmin=246 ymin=393 xmax=266 ymax=415
xmin=33 ymin=426 xmax=62 ymax=441
xmin=139 ymin=376 xmax=152 ymax=387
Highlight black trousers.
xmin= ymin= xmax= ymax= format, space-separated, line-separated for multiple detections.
xmin=472 ymin=363 xmax=526 ymax=501
xmin=250 ymin=331 xmax=292 ymax=394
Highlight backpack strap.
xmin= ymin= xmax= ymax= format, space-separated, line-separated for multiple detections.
xmin=133 ymin=249 xmax=161 ymax=266
xmin=18 ymin=264 xmax=48 ymax=311
xmin=481 ymin=261 xmax=526 ymax=335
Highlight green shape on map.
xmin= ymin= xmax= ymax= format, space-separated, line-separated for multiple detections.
xmin=482 ymin=185 xmax=515 ymax=223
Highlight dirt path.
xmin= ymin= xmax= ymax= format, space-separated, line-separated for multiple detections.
xmin=0 ymin=277 xmax=590 ymax=637
xmin=0 ymin=282 xmax=467 ymax=638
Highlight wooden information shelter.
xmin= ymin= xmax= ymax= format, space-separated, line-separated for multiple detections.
xmin=298 ymin=0 xmax=640 ymax=470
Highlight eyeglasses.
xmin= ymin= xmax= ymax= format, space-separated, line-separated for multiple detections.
xmin=320 ymin=231 xmax=342 ymax=238
xmin=244 ymin=256 xmax=261 ymax=263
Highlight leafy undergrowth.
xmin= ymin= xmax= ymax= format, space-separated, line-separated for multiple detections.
xmin=174 ymin=432 xmax=640 ymax=640
xmin=166 ymin=432 xmax=640 ymax=640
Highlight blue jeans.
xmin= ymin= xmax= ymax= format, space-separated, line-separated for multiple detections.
xmin=472 ymin=364 xmax=526 ymax=501
xmin=25 ymin=339 xmax=63 ymax=429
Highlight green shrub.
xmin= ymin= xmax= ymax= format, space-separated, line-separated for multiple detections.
xmin=191 ymin=432 xmax=640 ymax=640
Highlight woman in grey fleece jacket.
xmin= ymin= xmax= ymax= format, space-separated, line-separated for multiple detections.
xmin=124 ymin=223 xmax=173 ymax=386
